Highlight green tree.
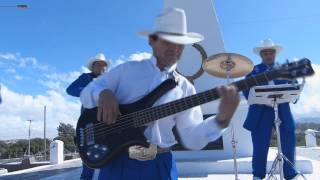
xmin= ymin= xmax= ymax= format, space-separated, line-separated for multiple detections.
xmin=0 ymin=138 xmax=51 ymax=159
xmin=0 ymin=141 xmax=8 ymax=157
xmin=55 ymin=122 xmax=76 ymax=152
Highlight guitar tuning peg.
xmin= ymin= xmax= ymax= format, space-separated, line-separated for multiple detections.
xmin=302 ymin=68 xmax=307 ymax=74
xmin=282 ymin=61 xmax=288 ymax=67
xmin=286 ymin=59 xmax=290 ymax=64
xmin=291 ymin=79 xmax=298 ymax=87
xmin=291 ymin=70 xmax=297 ymax=77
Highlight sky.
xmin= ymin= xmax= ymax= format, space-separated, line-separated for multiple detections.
xmin=0 ymin=0 xmax=319 ymax=140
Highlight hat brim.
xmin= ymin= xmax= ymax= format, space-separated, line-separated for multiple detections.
xmin=87 ymin=59 xmax=110 ymax=71
xmin=139 ymin=31 xmax=204 ymax=45
xmin=253 ymin=45 xmax=283 ymax=55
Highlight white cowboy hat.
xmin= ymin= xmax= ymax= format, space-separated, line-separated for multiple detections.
xmin=139 ymin=8 xmax=204 ymax=45
xmin=87 ymin=53 xmax=110 ymax=71
xmin=253 ymin=39 xmax=283 ymax=55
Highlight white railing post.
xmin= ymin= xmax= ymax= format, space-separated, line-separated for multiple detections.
xmin=50 ymin=140 xmax=64 ymax=164
xmin=305 ymin=129 xmax=318 ymax=147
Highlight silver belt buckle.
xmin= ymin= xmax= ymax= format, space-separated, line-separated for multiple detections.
xmin=128 ymin=144 xmax=157 ymax=161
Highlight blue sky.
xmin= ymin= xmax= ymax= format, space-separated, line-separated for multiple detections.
xmin=215 ymin=0 xmax=320 ymax=65
xmin=0 ymin=0 xmax=319 ymax=139
xmin=1 ymin=0 xmax=319 ymax=95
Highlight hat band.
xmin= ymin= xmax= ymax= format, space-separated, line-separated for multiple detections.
xmin=154 ymin=31 xmax=186 ymax=36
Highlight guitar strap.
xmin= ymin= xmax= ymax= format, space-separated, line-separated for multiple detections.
xmin=141 ymin=71 xmax=186 ymax=149
xmin=139 ymin=74 xmax=178 ymax=133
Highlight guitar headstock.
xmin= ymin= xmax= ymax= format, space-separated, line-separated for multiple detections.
xmin=274 ymin=58 xmax=315 ymax=80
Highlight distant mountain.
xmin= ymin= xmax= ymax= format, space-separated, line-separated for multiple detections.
xmin=296 ymin=117 xmax=320 ymax=124
xmin=2 ymin=139 xmax=19 ymax=144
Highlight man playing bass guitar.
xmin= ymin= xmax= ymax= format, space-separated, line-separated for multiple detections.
xmin=80 ymin=8 xmax=240 ymax=180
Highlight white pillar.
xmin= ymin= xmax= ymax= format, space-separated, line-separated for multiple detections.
xmin=50 ymin=140 xmax=64 ymax=164
xmin=305 ymin=129 xmax=317 ymax=147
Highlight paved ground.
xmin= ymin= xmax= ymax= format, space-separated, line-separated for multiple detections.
xmin=296 ymin=147 xmax=320 ymax=161
xmin=0 ymin=147 xmax=319 ymax=180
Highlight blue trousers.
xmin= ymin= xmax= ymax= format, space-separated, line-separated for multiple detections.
xmin=98 ymin=152 xmax=178 ymax=180
xmin=251 ymin=109 xmax=297 ymax=179
xmin=80 ymin=163 xmax=95 ymax=180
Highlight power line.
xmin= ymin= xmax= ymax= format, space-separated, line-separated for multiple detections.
xmin=222 ymin=14 xmax=320 ymax=25
xmin=0 ymin=4 xmax=28 ymax=10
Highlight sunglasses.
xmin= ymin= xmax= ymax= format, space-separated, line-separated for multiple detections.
xmin=261 ymin=51 xmax=276 ymax=55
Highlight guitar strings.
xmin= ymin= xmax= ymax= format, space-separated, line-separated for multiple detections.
xmin=88 ymin=92 xmax=219 ymax=139
xmin=82 ymin=73 xmax=268 ymax=140
xmin=83 ymin=88 xmax=217 ymax=132
xmin=88 ymin=73 xmax=271 ymax=139
xmin=81 ymin=72 xmax=266 ymax=133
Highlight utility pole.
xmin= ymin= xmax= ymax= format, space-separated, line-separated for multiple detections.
xmin=0 ymin=4 xmax=28 ymax=10
xmin=44 ymin=106 xmax=47 ymax=161
xmin=26 ymin=120 xmax=33 ymax=157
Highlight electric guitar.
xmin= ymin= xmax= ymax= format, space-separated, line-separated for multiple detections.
xmin=75 ymin=58 xmax=314 ymax=168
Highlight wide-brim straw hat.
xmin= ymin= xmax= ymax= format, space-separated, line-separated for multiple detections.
xmin=139 ymin=8 xmax=204 ymax=45
xmin=253 ymin=39 xmax=283 ymax=55
xmin=87 ymin=53 xmax=110 ymax=71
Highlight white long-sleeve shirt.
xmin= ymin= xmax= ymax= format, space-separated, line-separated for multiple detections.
xmin=80 ymin=57 xmax=226 ymax=150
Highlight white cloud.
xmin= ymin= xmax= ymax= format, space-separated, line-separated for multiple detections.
xmin=129 ymin=52 xmax=152 ymax=61
xmin=45 ymin=71 xmax=81 ymax=84
xmin=81 ymin=66 xmax=90 ymax=73
xmin=38 ymin=80 xmax=62 ymax=91
xmin=19 ymin=56 xmax=37 ymax=67
xmin=0 ymin=85 xmax=81 ymax=140
xmin=110 ymin=52 xmax=152 ymax=67
xmin=291 ymin=64 xmax=320 ymax=118
xmin=38 ymin=70 xmax=82 ymax=93
xmin=0 ymin=53 xmax=16 ymax=61
xmin=0 ymin=53 xmax=50 ymax=71
xmin=14 ymin=75 xmax=23 ymax=80
xmin=0 ymin=53 xmax=54 ymax=90
xmin=1 ymin=52 xmax=153 ymax=92
xmin=5 ymin=68 xmax=16 ymax=74
xmin=0 ymin=52 xmax=153 ymax=140
xmin=0 ymin=51 xmax=154 ymax=140
xmin=112 ymin=58 xmax=127 ymax=67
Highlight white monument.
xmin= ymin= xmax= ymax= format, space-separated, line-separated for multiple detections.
xmin=164 ymin=0 xmax=252 ymax=161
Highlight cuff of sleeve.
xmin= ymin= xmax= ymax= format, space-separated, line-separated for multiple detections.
xmin=203 ymin=116 xmax=227 ymax=141
xmin=80 ymin=85 xmax=105 ymax=109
